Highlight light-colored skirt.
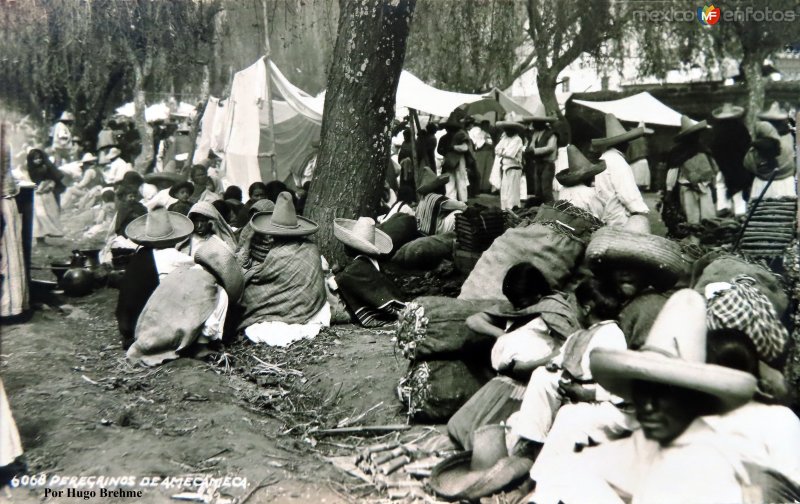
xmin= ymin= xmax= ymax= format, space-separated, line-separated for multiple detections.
xmin=0 ymin=378 xmax=24 ymax=466
xmin=750 ymin=176 xmax=796 ymax=200
xmin=630 ymin=158 xmax=651 ymax=189
xmin=33 ymin=191 xmax=63 ymax=238
xmin=1 ymin=199 xmax=28 ymax=317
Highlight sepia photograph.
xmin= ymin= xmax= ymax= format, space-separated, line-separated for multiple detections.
xmin=1 ymin=0 xmax=799 ymax=502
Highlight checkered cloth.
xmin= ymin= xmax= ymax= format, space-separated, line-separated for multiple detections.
xmin=707 ymin=275 xmax=788 ymax=365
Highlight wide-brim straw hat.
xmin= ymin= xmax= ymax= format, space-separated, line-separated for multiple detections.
xmin=100 ymin=147 xmax=123 ymax=165
xmin=59 ymin=111 xmax=75 ymax=122
xmin=144 ymin=172 xmax=186 ymax=186
xmin=586 ymin=226 xmax=689 ymax=288
xmin=168 ymin=180 xmax=194 ymax=198
xmin=496 ymin=111 xmax=526 ymax=132
xmin=555 ymin=145 xmax=606 ymax=187
xmin=194 ymin=238 xmax=245 ymax=302
xmin=712 ymin=102 xmax=745 ymax=120
xmin=81 ymin=153 xmax=97 ymax=164
xmin=125 ymin=206 xmax=194 ymax=248
xmin=675 ymin=114 xmax=711 ymax=141
xmin=250 ymin=191 xmax=318 ymax=236
xmin=529 ymin=103 xmax=556 ymax=123
xmin=590 ymin=289 xmax=758 ymax=411
xmin=429 ymin=424 xmax=533 ymax=501
xmin=334 ymin=217 xmax=393 ymax=256
xmin=416 ymin=166 xmax=449 ymax=195
xmin=758 ymin=101 xmax=789 ymax=121
xmin=591 ymin=113 xmax=653 ymax=151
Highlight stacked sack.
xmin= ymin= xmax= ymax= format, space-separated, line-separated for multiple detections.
xmin=395 ymin=297 xmax=497 ymax=423
xmin=739 ymin=198 xmax=797 ymax=258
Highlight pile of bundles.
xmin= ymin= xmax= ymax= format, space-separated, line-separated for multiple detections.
xmin=454 ymin=206 xmax=505 ymax=253
xmin=739 ymin=198 xmax=797 ymax=258
xmin=677 ymin=217 xmax=741 ymax=246
xmin=459 ymin=201 xmax=603 ymax=302
xmin=396 ymin=297 xmax=496 ymax=423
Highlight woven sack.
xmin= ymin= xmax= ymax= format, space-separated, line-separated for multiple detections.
xmin=458 ymin=223 xmax=585 ymax=302
xmin=391 ymin=232 xmax=455 ymax=270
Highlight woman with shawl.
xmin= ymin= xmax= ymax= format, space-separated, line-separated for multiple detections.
xmin=178 ymin=201 xmax=237 ymax=257
xmin=26 ymin=149 xmax=65 ymax=243
xmin=491 ymin=117 xmax=526 ymax=210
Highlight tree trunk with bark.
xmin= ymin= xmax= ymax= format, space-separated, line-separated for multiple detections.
xmin=536 ymin=69 xmax=561 ymax=119
xmin=305 ymin=0 xmax=416 ymax=265
xmin=132 ymin=54 xmax=154 ymax=172
xmin=741 ymin=54 xmax=766 ymax=131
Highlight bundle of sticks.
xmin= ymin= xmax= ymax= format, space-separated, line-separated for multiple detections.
xmin=353 ymin=441 xmax=451 ymax=500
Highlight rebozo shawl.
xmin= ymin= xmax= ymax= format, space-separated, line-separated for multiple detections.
xmin=188 ymin=201 xmax=237 ymax=251
xmin=336 ymin=257 xmax=405 ymax=328
xmin=238 ymin=239 xmax=327 ymax=330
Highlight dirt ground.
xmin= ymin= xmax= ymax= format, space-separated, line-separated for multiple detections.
xmin=2 ymin=193 xmax=668 ymax=503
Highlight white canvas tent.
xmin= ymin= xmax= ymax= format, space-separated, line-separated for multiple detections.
xmin=572 ymin=92 xmax=683 ymax=127
xmin=114 ymin=101 xmax=196 ymax=123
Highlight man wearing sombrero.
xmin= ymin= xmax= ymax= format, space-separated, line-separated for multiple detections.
xmin=527 ymin=290 xmax=768 ymax=504
xmin=591 ymin=113 xmax=651 ymax=228
xmin=493 ymin=112 xmax=527 ymax=210
xmin=743 ymin=104 xmax=796 ymax=200
xmin=554 ymin=145 xmax=605 ymax=219
xmin=525 ymin=104 xmax=558 ymax=204
xmin=665 ymin=114 xmax=717 ymax=233
xmin=709 ymin=103 xmax=752 ymax=217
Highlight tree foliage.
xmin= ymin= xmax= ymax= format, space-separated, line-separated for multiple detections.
xmin=404 ymin=0 xmax=526 ymax=93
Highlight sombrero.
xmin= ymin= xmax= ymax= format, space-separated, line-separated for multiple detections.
xmin=590 ymin=289 xmax=758 ymax=411
xmin=99 ymin=147 xmax=123 ymax=165
xmin=429 ymin=424 xmax=533 ymax=501
xmin=586 ymin=226 xmax=689 ymax=289
xmin=80 ymin=153 xmax=97 ymax=164
xmin=496 ymin=111 xmax=526 ymax=133
xmin=674 ymin=115 xmax=710 ymax=141
xmin=250 ymin=191 xmax=318 ymax=236
xmin=194 ymin=238 xmax=245 ymax=302
xmin=334 ymin=217 xmax=393 ymax=256
xmin=59 ymin=111 xmax=75 ymax=122
xmin=125 ymin=206 xmax=193 ymax=248
xmin=144 ymin=172 xmax=185 ymax=186
xmin=416 ymin=166 xmax=449 ymax=195
xmin=168 ymin=180 xmax=194 ymax=198
xmin=712 ymin=102 xmax=745 ymax=120
xmin=529 ymin=103 xmax=556 ymax=123
xmin=758 ymin=102 xmax=789 ymax=121
xmin=591 ymin=113 xmax=653 ymax=151
xmin=555 ymin=145 xmax=606 ymax=187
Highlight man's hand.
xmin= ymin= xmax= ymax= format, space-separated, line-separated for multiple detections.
xmin=558 ymin=381 xmax=595 ymax=403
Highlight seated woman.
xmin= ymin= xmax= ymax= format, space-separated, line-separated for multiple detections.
xmin=447 ymin=263 xmax=581 ymax=449
xmin=127 ymin=236 xmax=244 ymax=366
xmin=61 ymin=153 xmax=102 ymax=209
xmin=177 ymin=200 xmax=237 ymax=257
xmin=332 ymin=217 xmax=405 ymax=327
xmin=237 ymin=192 xmax=329 ymax=346
xmin=115 ymin=206 xmax=194 ymax=349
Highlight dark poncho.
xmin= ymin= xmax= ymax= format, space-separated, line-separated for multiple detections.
xmin=710 ymin=121 xmax=754 ymax=198
xmin=336 ymin=257 xmax=404 ymax=328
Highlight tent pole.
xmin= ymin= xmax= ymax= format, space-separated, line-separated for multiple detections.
xmin=262 ymin=0 xmax=277 ymax=182
xmin=409 ymin=108 xmax=419 ymax=178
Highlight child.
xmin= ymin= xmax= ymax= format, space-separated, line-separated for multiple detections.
xmin=506 ymin=277 xmax=627 ymax=460
xmin=85 ymin=188 xmax=117 ymax=239
xmin=167 ymin=181 xmax=194 ymax=215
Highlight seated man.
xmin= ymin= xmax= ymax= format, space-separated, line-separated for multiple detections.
xmin=506 ymin=277 xmax=627 ymax=460
xmin=237 ymin=192 xmax=329 ymax=343
xmin=527 ymin=290 xmax=772 ymax=504
xmin=332 ymin=217 xmax=404 ymax=328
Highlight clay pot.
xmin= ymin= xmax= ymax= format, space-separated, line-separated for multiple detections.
xmin=50 ymin=260 xmax=72 ymax=285
xmin=61 ymin=267 xmax=94 ymax=297
xmin=79 ymin=249 xmax=101 ymax=268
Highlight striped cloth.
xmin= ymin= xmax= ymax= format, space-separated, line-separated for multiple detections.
xmin=336 ymin=257 xmax=405 ymax=328
xmin=416 ymin=193 xmax=447 ymax=236
xmin=238 ymin=239 xmax=326 ymax=330
xmin=1 ymin=198 xmax=28 ymax=316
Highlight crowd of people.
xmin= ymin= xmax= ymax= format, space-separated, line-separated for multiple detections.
xmin=1 ymin=96 xmax=798 ymax=503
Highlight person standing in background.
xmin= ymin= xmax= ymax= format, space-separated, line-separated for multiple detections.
xmin=51 ymin=111 xmax=75 ymax=166
xmin=627 ymin=121 xmax=651 ymax=191
xmin=526 ymin=104 xmax=558 ymax=204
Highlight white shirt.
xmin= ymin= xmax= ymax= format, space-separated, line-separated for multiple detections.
xmin=596 ymin=148 xmax=649 ymax=227
xmin=558 ymin=184 xmax=604 ymax=219
xmin=103 ymin=157 xmax=132 ymax=184
xmin=469 ymin=126 xmax=492 ymax=150
xmin=52 ymin=122 xmax=72 ymax=149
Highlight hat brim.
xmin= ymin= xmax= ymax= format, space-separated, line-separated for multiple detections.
xmin=417 ymin=175 xmax=449 ymax=195
xmin=590 ymin=349 xmax=757 ymax=411
xmin=144 ymin=172 xmax=186 ymax=186
xmin=675 ymin=121 xmax=710 ymax=141
xmin=429 ymin=451 xmax=533 ymax=500
xmin=125 ymin=212 xmax=194 ymax=248
xmin=712 ymin=106 xmax=745 ymax=120
xmin=250 ymin=212 xmax=319 ymax=237
xmin=555 ymin=161 xmax=607 ymax=187
xmin=591 ymin=127 xmax=651 ymax=151
xmin=496 ymin=121 xmax=526 ymax=132
xmin=169 ymin=181 xmax=195 ymax=198
xmin=333 ymin=219 xmax=393 ymax=255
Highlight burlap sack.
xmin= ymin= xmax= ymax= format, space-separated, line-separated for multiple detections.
xmin=458 ymin=223 xmax=584 ymax=301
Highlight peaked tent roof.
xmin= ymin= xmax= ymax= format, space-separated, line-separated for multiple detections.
xmin=572 ymin=92 xmax=683 ymax=127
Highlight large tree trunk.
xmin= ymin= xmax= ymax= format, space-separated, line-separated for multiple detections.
xmin=536 ymin=69 xmax=561 ymax=119
xmin=132 ymin=54 xmax=155 ymax=172
xmin=741 ymin=54 xmax=766 ymax=131
xmin=305 ymin=0 xmax=416 ymax=265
